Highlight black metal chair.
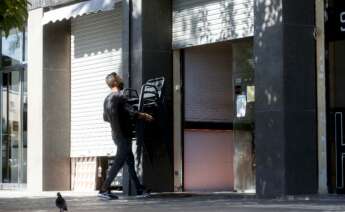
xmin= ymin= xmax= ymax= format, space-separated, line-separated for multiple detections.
xmin=122 ymin=77 xmax=166 ymax=195
xmin=124 ymin=77 xmax=165 ymax=111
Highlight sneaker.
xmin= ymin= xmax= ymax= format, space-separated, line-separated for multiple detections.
xmin=98 ymin=191 xmax=119 ymax=200
xmin=106 ymin=191 xmax=119 ymax=199
xmin=136 ymin=186 xmax=151 ymax=197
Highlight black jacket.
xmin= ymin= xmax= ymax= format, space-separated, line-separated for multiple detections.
xmin=103 ymin=91 xmax=138 ymax=139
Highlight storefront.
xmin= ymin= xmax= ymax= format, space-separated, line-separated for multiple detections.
xmin=27 ymin=0 xmax=124 ymax=191
xmin=69 ymin=3 xmax=123 ymax=191
xmin=25 ymin=0 xmax=321 ymax=196
xmin=0 ymin=29 xmax=28 ymax=190
xmin=172 ymin=0 xmax=255 ymax=192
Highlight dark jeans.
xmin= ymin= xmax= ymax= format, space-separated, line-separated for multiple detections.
xmin=101 ymin=134 xmax=141 ymax=192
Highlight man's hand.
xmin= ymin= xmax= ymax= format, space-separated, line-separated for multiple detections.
xmin=138 ymin=112 xmax=154 ymax=122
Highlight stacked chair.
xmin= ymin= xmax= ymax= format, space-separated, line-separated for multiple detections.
xmin=123 ymin=77 xmax=165 ymax=195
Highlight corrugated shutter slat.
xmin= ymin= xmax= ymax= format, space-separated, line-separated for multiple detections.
xmin=71 ymin=7 xmax=122 ymax=157
xmin=173 ymin=0 xmax=254 ymax=48
xmin=184 ymin=45 xmax=234 ymax=122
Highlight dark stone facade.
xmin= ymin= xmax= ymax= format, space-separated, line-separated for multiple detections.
xmin=254 ymin=0 xmax=318 ymax=197
xmin=123 ymin=0 xmax=174 ymax=194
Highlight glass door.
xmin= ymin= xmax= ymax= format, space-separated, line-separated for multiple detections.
xmin=0 ymin=67 xmax=26 ymax=190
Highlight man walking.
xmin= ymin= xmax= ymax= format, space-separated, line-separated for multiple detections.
xmin=98 ymin=72 xmax=153 ymax=200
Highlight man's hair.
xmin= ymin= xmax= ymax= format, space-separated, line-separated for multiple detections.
xmin=105 ymin=72 xmax=124 ymax=90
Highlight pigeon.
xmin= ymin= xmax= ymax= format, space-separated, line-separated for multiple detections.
xmin=56 ymin=192 xmax=68 ymax=212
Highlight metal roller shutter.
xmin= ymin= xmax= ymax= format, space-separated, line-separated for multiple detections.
xmin=184 ymin=44 xmax=233 ymax=122
xmin=70 ymin=6 xmax=122 ymax=157
xmin=184 ymin=129 xmax=234 ymax=191
xmin=173 ymin=0 xmax=254 ymax=48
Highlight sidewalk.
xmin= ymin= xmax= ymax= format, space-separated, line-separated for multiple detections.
xmin=0 ymin=191 xmax=345 ymax=212
xmin=0 ymin=190 xmax=98 ymax=199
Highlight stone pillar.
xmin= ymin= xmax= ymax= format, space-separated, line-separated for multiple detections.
xmin=42 ymin=21 xmax=71 ymax=191
xmin=254 ymin=0 xmax=318 ymax=197
xmin=128 ymin=0 xmax=174 ymax=192
xmin=27 ymin=8 xmax=44 ymax=192
xmin=27 ymin=9 xmax=71 ymax=192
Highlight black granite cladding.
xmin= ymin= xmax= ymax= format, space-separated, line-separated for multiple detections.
xmin=254 ymin=0 xmax=317 ymax=197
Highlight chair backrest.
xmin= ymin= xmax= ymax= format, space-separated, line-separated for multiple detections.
xmin=138 ymin=77 xmax=165 ymax=111
xmin=145 ymin=77 xmax=165 ymax=98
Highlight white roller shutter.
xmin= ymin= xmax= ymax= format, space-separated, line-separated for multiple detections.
xmin=173 ymin=0 xmax=254 ymax=48
xmin=70 ymin=6 xmax=122 ymax=157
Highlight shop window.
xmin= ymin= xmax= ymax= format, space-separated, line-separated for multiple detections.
xmin=1 ymin=29 xmax=26 ymax=67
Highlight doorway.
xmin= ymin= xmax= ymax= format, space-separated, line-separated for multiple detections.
xmin=0 ymin=67 xmax=27 ymax=190
xmin=181 ymin=39 xmax=255 ymax=192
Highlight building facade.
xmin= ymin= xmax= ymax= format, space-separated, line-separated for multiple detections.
xmin=0 ymin=0 xmax=344 ymax=197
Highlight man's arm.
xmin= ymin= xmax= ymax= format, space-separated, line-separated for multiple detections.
xmin=121 ymin=96 xmax=154 ymax=122
xmin=122 ymin=97 xmax=139 ymax=119
xmin=103 ymin=98 xmax=110 ymax=122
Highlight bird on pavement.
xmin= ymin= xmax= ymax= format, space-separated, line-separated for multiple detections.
xmin=56 ymin=192 xmax=68 ymax=212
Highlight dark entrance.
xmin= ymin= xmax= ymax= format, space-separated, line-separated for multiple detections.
xmin=326 ymin=0 xmax=345 ymax=194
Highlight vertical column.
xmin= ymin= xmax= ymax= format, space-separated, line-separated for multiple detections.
xmin=42 ymin=21 xmax=71 ymax=191
xmin=254 ymin=0 xmax=318 ymax=197
xmin=130 ymin=0 xmax=143 ymax=91
xmin=141 ymin=0 xmax=173 ymax=192
xmin=282 ymin=0 xmax=317 ymax=195
xmin=315 ymin=0 xmax=328 ymax=194
xmin=0 ymin=32 xmax=2 ymax=66
xmin=0 ymin=36 xmax=2 ymax=183
xmin=232 ymin=42 xmax=255 ymax=192
xmin=27 ymin=8 xmax=44 ymax=192
xmin=173 ymin=50 xmax=183 ymax=191
xmin=129 ymin=0 xmax=174 ymax=192
xmin=254 ymin=0 xmax=286 ymax=197
xmin=122 ymin=0 xmax=137 ymax=196
xmin=122 ymin=0 xmax=130 ymax=86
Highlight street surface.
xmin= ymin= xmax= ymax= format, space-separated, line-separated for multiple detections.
xmin=0 ymin=192 xmax=345 ymax=212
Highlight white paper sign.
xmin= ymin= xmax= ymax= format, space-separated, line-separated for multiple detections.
xmin=236 ymin=95 xmax=247 ymax=118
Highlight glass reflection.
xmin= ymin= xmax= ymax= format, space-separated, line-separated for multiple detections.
xmin=22 ymin=71 xmax=27 ymax=183
xmin=2 ymin=30 xmax=24 ymax=67
xmin=1 ymin=28 xmax=27 ymax=189
xmin=1 ymin=72 xmax=21 ymax=184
